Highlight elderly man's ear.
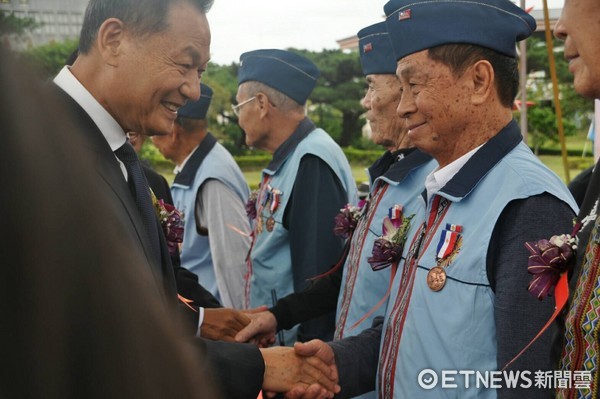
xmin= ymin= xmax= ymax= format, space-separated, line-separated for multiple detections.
xmin=255 ymin=92 xmax=271 ymax=118
xmin=469 ymin=60 xmax=495 ymax=106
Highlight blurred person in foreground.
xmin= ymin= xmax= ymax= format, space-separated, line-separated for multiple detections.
xmin=553 ymin=1 xmax=600 ymax=397
xmin=0 ymin=47 xmax=216 ymax=399
xmin=48 ymin=0 xmax=340 ymax=397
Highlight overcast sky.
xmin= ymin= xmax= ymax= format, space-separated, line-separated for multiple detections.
xmin=206 ymin=0 xmax=565 ymax=65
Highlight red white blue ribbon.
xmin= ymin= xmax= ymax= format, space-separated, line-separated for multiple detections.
xmin=270 ymin=189 xmax=281 ymax=213
xmin=436 ymin=224 xmax=462 ymax=261
xmin=389 ymin=205 xmax=403 ymax=220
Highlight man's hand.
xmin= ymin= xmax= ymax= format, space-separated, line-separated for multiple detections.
xmin=200 ymin=308 xmax=250 ymax=342
xmin=259 ymin=340 xmax=340 ymax=398
xmin=235 ymin=308 xmax=277 ymax=347
xmin=284 ymin=340 xmax=340 ymax=399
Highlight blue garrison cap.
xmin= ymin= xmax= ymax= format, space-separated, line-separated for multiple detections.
xmin=237 ymin=49 xmax=320 ymax=105
xmin=178 ymin=83 xmax=213 ymax=119
xmin=384 ymin=0 xmax=536 ymax=60
xmin=358 ymin=21 xmax=397 ymax=76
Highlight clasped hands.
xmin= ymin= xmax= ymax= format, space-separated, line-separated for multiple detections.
xmin=260 ymin=340 xmax=340 ymax=399
xmin=236 ymin=308 xmax=340 ymax=398
xmin=200 ymin=307 xmax=340 ymax=397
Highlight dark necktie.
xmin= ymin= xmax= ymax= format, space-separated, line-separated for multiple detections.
xmin=114 ymin=142 xmax=163 ymax=270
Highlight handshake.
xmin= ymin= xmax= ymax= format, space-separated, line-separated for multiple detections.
xmin=201 ymin=307 xmax=340 ymax=398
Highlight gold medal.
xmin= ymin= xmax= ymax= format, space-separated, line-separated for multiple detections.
xmin=427 ymin=266 xmax=446 ymax=292
xmin=266 ymin=216 xmax=275 ymax=232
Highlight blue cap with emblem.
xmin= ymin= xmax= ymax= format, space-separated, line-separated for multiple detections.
xmin=178 ymin=83 xmax=213 ymax=119
xmin=384 ymin=0 xmax=536 ymax=60
xmin=237 ymin=49 xmax=320 ymax=105
xmin=358 ymin=21 xmax=397 ymax=76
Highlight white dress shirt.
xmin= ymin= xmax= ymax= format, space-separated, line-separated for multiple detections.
xmin=425 ymin=144 xmax=484 ymax=201
xmin=53 ymin=66 xmax=128 ymax=179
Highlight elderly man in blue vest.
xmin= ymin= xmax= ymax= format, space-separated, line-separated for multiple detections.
xmin=151 ymin=83 xmax=251 ymax=311
xmin=235 ymin=49 xmax=358 ymax=345
xmin=235 ymin=27 xmax=436 ymax=398
xmin=288 ymin=1 xmax=579 ymax=398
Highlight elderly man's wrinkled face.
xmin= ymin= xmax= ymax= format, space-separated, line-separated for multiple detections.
xmin=395 ymin=50 xmax=471 ymax=165
xmin=115 ymin=2 xmax=210 ymax=136
xmin=554 ymin=0 xmax=600 ymax=99
xmin=361 ymin=74 xmax=404 ymax=150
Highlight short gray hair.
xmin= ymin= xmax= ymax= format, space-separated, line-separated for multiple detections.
xmin=241 ymin=81 xmax=306 ymax=115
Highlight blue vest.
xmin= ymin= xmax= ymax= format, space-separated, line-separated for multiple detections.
xmin=171 ymin=134 xmax=249 ymax=301
xmin=335 ymin=150 xmax=436 ymax=399
xmin=377 ymin=123 xmax=578 ymax=398
xmin=247 ymin=126 xmax=357 ymax=345
xmin=335 ymin=150 xmax=436 ymax=340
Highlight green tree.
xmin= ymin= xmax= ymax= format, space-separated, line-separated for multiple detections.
xmin=296 ymin=49 xmax=365 ymax=147
xmin=21 ymin=39 xmax=78 ymax=78
xmin=525 ymin=34 xmax=594 ymax=148
xmin=0 ymin=11 xmax=40 ymax=50
xmin=202 ymin=62 xmax=248 ymax=154
xmin=526 ymin=106 xmax=577 ymax=154
xmin=0 ymin=11 xmax=39 ymax=36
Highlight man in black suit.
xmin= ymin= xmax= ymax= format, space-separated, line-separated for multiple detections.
xmin=51 ymin=0 xmax=339 ymax=398
xmin=62 ymin=33 xmax=251 ymax=345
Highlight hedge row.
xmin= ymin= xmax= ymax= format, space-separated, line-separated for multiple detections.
xmin=148 ymin=146 xmax=591 ymax=171
xmin=232 ymin=147 xmax=383 ymax=169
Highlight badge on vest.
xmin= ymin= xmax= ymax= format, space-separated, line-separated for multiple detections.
xmin=427 ymin=223 xmax=463 ymax=291
xmin=261 ymin=185 xmax=282 ymax=233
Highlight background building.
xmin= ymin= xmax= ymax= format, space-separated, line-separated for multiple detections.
xmin=1 ymin=0 xmax=86 ymax=49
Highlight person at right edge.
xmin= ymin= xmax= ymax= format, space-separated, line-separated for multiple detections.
xmin=552 ymin=0 xmax=600 ymax=397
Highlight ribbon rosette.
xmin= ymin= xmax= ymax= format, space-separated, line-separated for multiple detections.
xmin=333 ymin=200 xmax=367 ymax=239
xmin=368 ymin=214 xmax=414 ymax=271
xmin=524 ymin=234 xmax=576 ymax=300
xmin=155 ymin=199 xmax=185 ymax=256
xmin=245 ymin=189 xmax=259 ymax=220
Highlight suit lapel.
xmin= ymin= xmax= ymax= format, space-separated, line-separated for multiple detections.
xmin=53 ymin=85 xmax=172 ymax=301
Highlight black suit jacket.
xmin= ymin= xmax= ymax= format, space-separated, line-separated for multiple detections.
xmin=58 ymin=92 xmax=176 ymax=302
xmin=53 ymin=85 xmax=264 ymax=399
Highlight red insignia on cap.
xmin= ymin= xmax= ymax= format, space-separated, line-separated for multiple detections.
xmin=363 ymin=42 xmax=373 ymax=53
xmin=399 ymin=9 xmax=411 ymax=21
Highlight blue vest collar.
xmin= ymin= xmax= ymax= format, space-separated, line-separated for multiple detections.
xmin=369 ymin=150 xmax=400 ymax=181
xmin=440 ymin=119 xmax=522 ymax=200
xmin=374 ymin=149 xmax=433 ymax=185
xmin=173 ymin=132 xmax=217 ymax=187
xmin=264 ymin=117 xmax=316 ymax=175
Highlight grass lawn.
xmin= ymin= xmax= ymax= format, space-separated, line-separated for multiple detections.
xmin=241 ymin=163 xmax=372 ymax=190
xmin=539 ymin=154 xmax=592 ymax=183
